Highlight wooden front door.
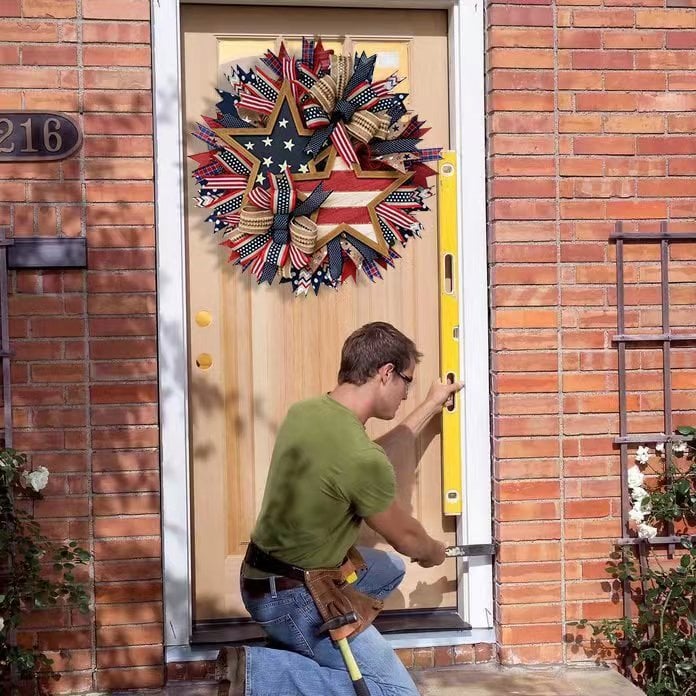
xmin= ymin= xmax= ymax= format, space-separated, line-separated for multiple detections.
xmin=181 ymin=4 xmax=458 ymax=624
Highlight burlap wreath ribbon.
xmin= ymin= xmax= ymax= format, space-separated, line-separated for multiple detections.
xmin=237 ymin=204 xmax=317 ymax=254
xmin=308 ymin=56 xmax=391 ymax=145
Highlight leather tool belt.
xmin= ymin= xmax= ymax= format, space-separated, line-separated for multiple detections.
xmin=244 ymin=542 xmax=383 ymax=641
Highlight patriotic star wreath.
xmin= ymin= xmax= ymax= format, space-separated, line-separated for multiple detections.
xmin=191 ymin=37 xmax=441 ymax=296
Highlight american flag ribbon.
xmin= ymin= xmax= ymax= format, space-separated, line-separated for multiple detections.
xmin=200 ymin=174 xmax=248 ymax=191
xmin=330 ymin=123 xmax=359 ymax=165
xmin=282 ymin=56 xmax=301 ymax=102
xmin=376 ymin=202 xmax=420 ymax=231
xmin=237 ymin=92 xmax=276 ymax=115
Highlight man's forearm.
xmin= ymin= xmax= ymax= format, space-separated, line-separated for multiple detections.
xmin=390 ymin=516 xmax=440 ymax=563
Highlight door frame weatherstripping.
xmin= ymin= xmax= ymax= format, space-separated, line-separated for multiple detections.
xmin=152 ymin=0 xmax=492 ymax=659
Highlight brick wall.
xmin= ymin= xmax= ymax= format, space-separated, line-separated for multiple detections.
xmin=0 ymin=0 xmax=161 ymax=692
xmin=489 ymin=0 xmax=696 ymax=665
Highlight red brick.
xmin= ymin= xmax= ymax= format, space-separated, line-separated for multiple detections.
xmin=84 ymin=45 xmax=151 ymax=67
xmin=500 ymin=645 xmax=563 ymax=664
xmin=89 ymin=316 xmax=156 ymax=337
xmin=575 ymin=93 xmax=637 ymax=111
xmin=96 ymin=602 xmax=162 ymax=626
xmin=94 ymin=537 xmax=160 ymax=561
xmin=97 ymin=646 xmax=163 ymax=668
xmin=638 ymin=92 xmax=696 ymax=111
xmin=90 ymin=383 xmax=157 ymax=404
xmin=558 ymin=114 xmax=602 ymax=133
xmin=636 ymin=9 xmax=696 ymax=28
xmin=492 ymin=200 xmax=556 ymax=220
xmin=558 ymin=29 xmax=601 ymax=49
xmin=412 ymin=648 xmax=434 ymax=670
xmin=31 ymin=317 xmax=84 ymax=337
xmin=433 ymin=646 xmax=454 ymax=667
xmin=96 ymin=581 xmax=162 ymax=604
xmin=83 ymin=0 xmax=150 ymax=20
xmin=499 ymin=624 xmax=562 ymax=645
xmin=489 ymin=48 xmax=554 ymax=69
xmin=0 ymin=66 xmax=59 ymax=88
xmin=93 ymin=471 xmax=159 ymax=494
xmin=636 ymin=50 xmax=696 ymax=69
xmin=498 ymin=562 xmax=561 ymax=583
xmin=606 ymin=200 xmax=668 ymax=218
xmin=95 ymin=666 xmax=164 ymax=690
xmin=84 ymin=90 xmax=152 ymax=113
xmin=94 ymin=494 xmax=160 ymax=516
xmin=23 ymin=0 xmax=76 ymax=17
xmin=572 ymin=51 xmax=633 ymax=69
xmin=490 ymin=135 xmax=555 ymax=155
xmin=489 ymin=28 xmax=554 ymax=48
xmin=84 ymin=114 xmax=153 ymax=135
xmin=603 ymin=115 xmax=665 ymax=133
xmin=0 ymin=0 xmax=20 ymax=16
xmin=22 ymin=45 xmax=77 ymax=65
xmin=83 ymin=21 xmax=151 ymax=43
xmin=84 ymin=68 xmax=151 ymax=90
xmin=498 ymin=604 xmax=562 ymax=625
xmin=572 ymin=9 xmax=635 ymax=27
xmin=489 ymin=93 xmax=554 ymax=112
xmin=667 ymin=30 xmax=696 ymax=49
xmin=603 ymin=29 xmax=665 ymax=49
xmin=487 ymin=6 xmax=554 ymax=27
xmin=0 ymin=20 xmax=58 ymax=41
xmin=92 ymin=427 xmax=159 ymax=449
xmin=94 ymin=516 xmax=160 ymax=538
xmin=498 ymin=501 xmax=559 ymax=522
xmin=604 ymin=71 xmax=666 ymax=91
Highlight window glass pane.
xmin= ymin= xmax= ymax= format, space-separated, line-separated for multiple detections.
xmin=350 ymin=39 xmax=411 ymax=101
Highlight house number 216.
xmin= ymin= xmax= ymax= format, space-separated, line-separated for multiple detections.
xmin=0 ymin=112 xmax=82 ymax=162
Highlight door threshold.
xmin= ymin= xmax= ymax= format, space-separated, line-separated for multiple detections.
xmin=190 ymin=609 xmax=469 ymax=647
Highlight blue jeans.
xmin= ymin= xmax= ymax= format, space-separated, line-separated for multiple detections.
xmin=242 ymin=547 xmax=419 ymax=696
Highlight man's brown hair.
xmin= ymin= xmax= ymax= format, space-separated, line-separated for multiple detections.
xmin=337 ymin=322 xmax=422 ymax=386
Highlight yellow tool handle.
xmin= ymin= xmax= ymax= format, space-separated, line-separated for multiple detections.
xmin=438 ymin=151 xmax=462 ymax=516
xmin=338 ymin=638 xmax=362 ymax=681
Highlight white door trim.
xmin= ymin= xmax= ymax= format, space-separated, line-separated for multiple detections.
xmin=153 ymin=0 xmax=492 ymax=652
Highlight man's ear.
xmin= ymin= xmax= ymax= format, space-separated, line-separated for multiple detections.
xmin=378 ymin=363 xmax=394 ymax=385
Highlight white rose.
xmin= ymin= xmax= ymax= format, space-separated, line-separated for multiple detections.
xmin=655 ymin=442 xmax=665 ymax=455
xmin=635 ymin=446 xmax=651 ymax=465
xmin=26 ymin=466 xmax=49 ymax=492
xmin=628 ymin=507 xmax=645 ymax=523
xmin=627 ymin=465 xmax=645 ymax=489
xmin=631 ymin=486 xmax=649 ymax=501
xmin=638 ymin=523 xmax=658 ymax=540
xmin=673 ymin=441 xmax=687 ymax=454
xmin=0 ymin=617 xmax=4 ymax=632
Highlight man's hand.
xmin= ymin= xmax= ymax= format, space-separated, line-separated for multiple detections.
xmin=425 ymin=379 xmax=464 ymax=411
xmin=416 ymin=540 xmax=447 ymax=568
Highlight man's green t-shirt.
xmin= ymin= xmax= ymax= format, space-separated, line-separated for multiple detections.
xmin=251 ymin=394 xmax=396 ymax=569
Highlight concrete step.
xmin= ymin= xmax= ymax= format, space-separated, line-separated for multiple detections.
xmin=413 ymin=664 xmax=645 ymax=696
xmin=108 ymin=665 xmax=645 ymax=696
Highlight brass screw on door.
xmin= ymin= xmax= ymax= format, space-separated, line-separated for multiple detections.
xmin=196 ymin=353 xmax=213 ymax=370
xmin=195 ymin=310 xmax=213 ymax=327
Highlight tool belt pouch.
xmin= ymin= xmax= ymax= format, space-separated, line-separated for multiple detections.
xmin=304 ymin=568 xmax=383 ymax=641
xmin=346 ymin=546 xmax=367 ymax=574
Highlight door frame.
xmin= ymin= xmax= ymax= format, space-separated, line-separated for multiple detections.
xmin=153 ymin=0 xmax=492 ymax=658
